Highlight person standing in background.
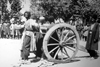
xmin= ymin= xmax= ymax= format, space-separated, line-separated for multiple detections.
xmin=10 ymin=17 xmax=15 ymax=38
xmin=86 ymin=21 xmax=99 ymax=59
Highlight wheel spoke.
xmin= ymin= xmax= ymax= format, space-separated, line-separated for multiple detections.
xmin=65 ymin=46 xmax=76 ymax=52
xmin=65 ymin=35 xmax=75 ymax=42
xmin=60 ymin=32 xmax=64 ymax=41
xmin=50 ymin=36 xmax=59 ymax=42
xmin=56 ymin=29 xmax=61 ymax=41
xmin=48 ymin=43 xmax=59 ymax=46
xmin=54 ymin=48 xmax=60 ymax=59
xmin=63 ymin=30 xmax=70 ymax=41
xmin=63 ymin=47 xmax=70 ymax=58
xmin=49 ymin=46 xmax=59 ymax=54
xmin=59 ymin=27 xmax=65 ymax=41
xmin=65 ymin=42 xmax=76 ymax=45
xmin=60 ymin=31 xmax=65 ymax=41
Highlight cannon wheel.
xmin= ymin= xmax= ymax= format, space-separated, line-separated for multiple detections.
xmin=43 ymin=23 xmax=80 ymax=63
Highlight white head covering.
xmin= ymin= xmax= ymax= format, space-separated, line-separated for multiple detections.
xmin=10 ymin=18 xmax=15 ymax=23
xmin=21 ymin=16 xmax=27 ymax=22
xmin=39 ymin=16 xmax=45 ymax=20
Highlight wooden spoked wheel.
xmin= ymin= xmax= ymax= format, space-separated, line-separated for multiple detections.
xmin=43 ymin=23 xmax=80 ymax=63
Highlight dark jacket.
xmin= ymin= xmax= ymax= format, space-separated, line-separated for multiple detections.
xmin=86 ymin=23 xmax=99 ymax=50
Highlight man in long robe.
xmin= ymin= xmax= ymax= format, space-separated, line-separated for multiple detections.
xmin=86 ymin=22 xmax=99 ymax=59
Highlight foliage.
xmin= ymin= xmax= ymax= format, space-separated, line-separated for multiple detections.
xmin=1 ymin=0 xmax=100 ymax=24
xmin=30 ymin=0 xmax=43 ymax=18
xmin=87 ymin=0 xmax=100 ymax=14
xmin=80 ymin=0 xmax=100 ymax=24
xmin=40 ymin=0 xmax=72 ymax=22
xmin=40 ymin=0 xmax=100 ymax=23
xmin=39 ymin=0 xmax=91 ymax=22
xmin=10 ymin=0 xmax=21 ymax=13
xmin=0 ymin=0 xmax=21 ymax=23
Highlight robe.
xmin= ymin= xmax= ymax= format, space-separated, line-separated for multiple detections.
xmin=86 ymin=23 xmax=99 ymax=50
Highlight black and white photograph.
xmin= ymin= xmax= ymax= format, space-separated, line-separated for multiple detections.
xmin=0 ymin=0 xmax=100 ymax=67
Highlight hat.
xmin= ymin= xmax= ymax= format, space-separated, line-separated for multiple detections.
xmin=39 ymin=16 xmax=45 ymax=20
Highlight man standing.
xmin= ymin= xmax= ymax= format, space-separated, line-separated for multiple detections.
xmin=30 ymin=16 xmax=45 ymax=62
xmin=20 ymin=11 xmax=39 ymax=63
xmin=86 ymin=22 xmax=99 ymax=59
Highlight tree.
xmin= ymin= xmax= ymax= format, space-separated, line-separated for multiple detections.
xmin=0 ymin=0 xmax=8 ymax=23
xmin=40 ymin=0 xmax=72 ymax=22
xmin=39 ymin=0 xmax=100 ymax=24
xmin=0 ymin=0 xmax=22 ymax=23
xmin=80 ymin=0 xmax=100 ymax=24
xmin=87 ymin=0 xmax=100 ymax=14
xmin=30 ymin=0 xmax=43 ymax=18
xmin=10 ymin=0 xmax=21 ymax=13
xmin=29 ymin=0 xmax=100 ymax=24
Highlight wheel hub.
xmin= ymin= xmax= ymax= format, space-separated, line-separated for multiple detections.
xmin=59 ymin=41 xmax=66 ymax=47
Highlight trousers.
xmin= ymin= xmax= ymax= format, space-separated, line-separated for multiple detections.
xmin=21 ymin=35 xmax=31 ymax=60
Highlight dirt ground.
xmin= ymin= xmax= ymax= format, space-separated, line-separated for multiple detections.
xmin=0 ymin=39 xmax=100 ymax=67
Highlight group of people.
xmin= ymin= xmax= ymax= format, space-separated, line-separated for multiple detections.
xmin=0 ymin=16 xmax=24 ymax=39
xmin=20 ymin=11 xmax=45 ymax=64
xmin=71 ymin=15 xmax=100 ymax=59
xmin=17 ymin=10 xmax=100 ymax=65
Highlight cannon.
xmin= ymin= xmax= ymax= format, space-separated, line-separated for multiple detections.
xmin=13 ymin=20 xmax=85 ymax=63
xmin=40 ymin=22 xmax=81 ymax=63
